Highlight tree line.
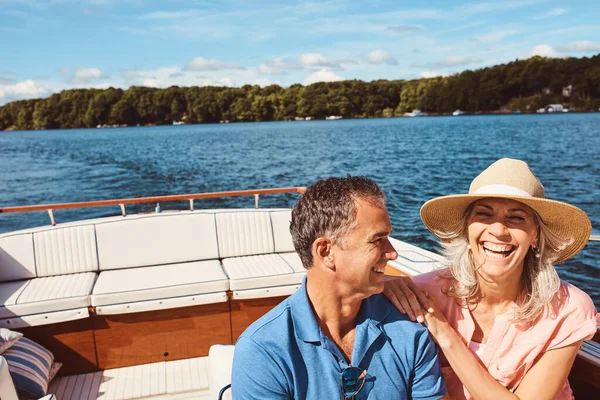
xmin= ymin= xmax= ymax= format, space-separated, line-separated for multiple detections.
xmin=1 ymin=54 xmax=599 ymax=131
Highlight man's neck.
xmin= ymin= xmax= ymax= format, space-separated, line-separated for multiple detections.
xmin=306 ymin=275 xmax=365 ymax=362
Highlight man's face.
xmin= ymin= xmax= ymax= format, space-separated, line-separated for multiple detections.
xmin=332 ymin=197 xmax=398 ymax=297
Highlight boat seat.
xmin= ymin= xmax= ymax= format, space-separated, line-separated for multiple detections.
xmin=91 ymin=260 xmax=229 ymax=314
xmin=222 ymin=253 xmax=305 ymax=293
xmin=0 ymin=273 xmax=96 ymax=327
xmin=208 ymin=345 xmax=234 ymax=400
xmin=278 ymin=251 xmax=305 ymax=273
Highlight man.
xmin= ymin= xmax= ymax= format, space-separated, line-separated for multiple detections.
xmin=232 ymin=177 xmax=446 ymax=399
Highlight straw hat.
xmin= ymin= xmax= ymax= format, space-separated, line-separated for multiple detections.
xmin=420 ymin=158 xmax=592 ymax=263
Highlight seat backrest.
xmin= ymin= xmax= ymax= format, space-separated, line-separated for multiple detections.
xmin=0 ymin=234 xmax=36 ymax=282
xmin=95 ymin=212 xmax=219 ymax=271
xmin=270 ymin=210 xmax=295 ymax=253
xmin=216 ymin=211 xmax=275 ymax=258
xmin=34 ymin=225 xmax=99 ymax=277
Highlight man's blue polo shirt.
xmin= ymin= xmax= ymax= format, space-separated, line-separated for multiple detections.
xmin=232 ymin=279 xmax=446 ymax=399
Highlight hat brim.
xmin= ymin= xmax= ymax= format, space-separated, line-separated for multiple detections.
xmin=420 ymin=194 xmax=592 ymax=263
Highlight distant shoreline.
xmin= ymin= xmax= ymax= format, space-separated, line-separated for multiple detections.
xmin=3 ymin=110 xmax=600 ymax=132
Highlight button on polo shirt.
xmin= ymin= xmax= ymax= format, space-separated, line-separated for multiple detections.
xmin=232 ymin=278 xmax=446 ymax=399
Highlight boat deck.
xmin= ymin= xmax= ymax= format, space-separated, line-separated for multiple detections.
xmin=49 ymin=357 xmax=212 ymax=400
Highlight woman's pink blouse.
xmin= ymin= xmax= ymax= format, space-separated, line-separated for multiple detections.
xmin=413 ymin=269 xmax=599 ymax=400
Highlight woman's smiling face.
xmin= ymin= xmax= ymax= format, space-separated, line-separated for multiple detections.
xmin=467 ymin=198 xmax=539 ymax=280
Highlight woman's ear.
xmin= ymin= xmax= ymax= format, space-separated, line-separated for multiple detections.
xmin=313 ymin=237 xmax=335 ymax=270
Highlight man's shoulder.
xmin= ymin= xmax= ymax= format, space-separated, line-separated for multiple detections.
xmin=238 ymin=297 xmax=294 ymax=341
xmin=369 ymin=293 xmax=430 ymax=337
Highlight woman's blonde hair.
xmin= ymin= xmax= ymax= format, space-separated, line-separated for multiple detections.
xmin=437 ymin=203 xmax=571 ymax=324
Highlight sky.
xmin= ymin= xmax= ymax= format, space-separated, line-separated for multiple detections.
xmin=1 ymin=0 xmax=599 ymax=105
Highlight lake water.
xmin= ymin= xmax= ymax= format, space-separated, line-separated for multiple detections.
xmin=1 ymin=113 xmax=598 ymax=309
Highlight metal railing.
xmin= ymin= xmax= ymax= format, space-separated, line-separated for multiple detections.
xmin=0 ymin=187 xmax=306 ymax=225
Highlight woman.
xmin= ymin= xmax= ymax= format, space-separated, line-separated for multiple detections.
xmin=384 ymin=158 xmax=599 ymax=400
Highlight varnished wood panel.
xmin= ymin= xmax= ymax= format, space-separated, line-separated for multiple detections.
xmin=16 ymin=318 xmax=98 ymax=375
xmin=384 ymin=264 xmax=410 ymax=277
xmin=230 ymin=296 xmax=288 ymax=342
xmin=93 ymin=303 xmax=232 ymax=370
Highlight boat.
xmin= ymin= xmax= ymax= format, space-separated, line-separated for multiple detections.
xmin=0 ymin=188 xmax=598 ymax=400
xmin=172 ymin=121 xmax=184 ymax=126
xmin=325 ymin=115 xmax=342 ymax=120
xmin=405 ymin=109 xmax=424 ymax=117
xmin=452 ymin=110 xmax=465 ymax=116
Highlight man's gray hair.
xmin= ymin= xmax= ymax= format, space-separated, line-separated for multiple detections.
xmin=290 ymin=176 xmax=386 ymax=269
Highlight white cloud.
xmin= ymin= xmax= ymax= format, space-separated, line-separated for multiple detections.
xmin=258 ymin=58 xmax=302 ymax=75
xmin=557 ymin=41 xmax=600 ymax=53
xmin=303 ymin=69 xmax=344 ymax=85
xmin=253 ymin=78 xmax=276 ymax=87
xmin=420 ymin=71 xmax=447 ymax=78
xmin=299 ymin=53 xmax=338 ymax=68
xmin=531 ymin=44 xmax=558 ymax=57
xmin=143 ymin=78 xmax=159 ymax=88
xmin=0 ymin=79 xmax=49 ymax=105
xmin=258 ymin=54 xmax=354 ymax=75
xmin=364 ymin=50 xmax=398 ymax=65
xmin=68 ymin=68 xmax=105 ymax=84
xmin=534 ymin=8 xmax=567 ymax=19
xmin=183 ymin=57 xmax=246 ymax=71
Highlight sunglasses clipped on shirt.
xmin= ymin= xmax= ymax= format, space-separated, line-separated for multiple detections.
xmin=341 ymin=365 xmax=367 ymax=399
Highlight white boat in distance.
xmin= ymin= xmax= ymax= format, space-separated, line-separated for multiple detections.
xmin=325 ymin=115 xmax=342 ymax=120
xmin=0 ymin=188 xmax=598 ymax=400
xmin=405 ymin=109 xmax=424 ymax=117
xmin=452 ymin=109 xmax=465 ymax=116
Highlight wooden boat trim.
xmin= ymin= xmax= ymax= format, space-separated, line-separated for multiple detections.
xmin=0 ymin=186 xmax=306 ymax=214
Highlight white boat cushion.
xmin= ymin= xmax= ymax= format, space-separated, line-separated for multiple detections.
xmin=222 ymin=254 xmax=303 ymax=291
xmin=91 ymin=260 xmax=229 ymax=307
xmin=0 ymin=273 xmax=96 ymax=319
xmin=278 ymin=252 xmax=306 ymax=273
xmin=216 ymin=212 xmax=274 ymax=258
xmin=270 ymin=211 xmax=295 ymax=253
xmin=34 ymin=225 xmax=98 ymax=277
xmin=208 ymin=345 xmax=234 ymax=400
xmin=0 ymin=280 xmax=31 ymax=312
xmin=96 ymin=213 xmax=219 ymax=271
xmin=0 ymin=234 xmax=36 ymax=282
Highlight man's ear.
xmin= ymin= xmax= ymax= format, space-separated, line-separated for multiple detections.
xmin=313 ymin=237 xmax=335 ymax=270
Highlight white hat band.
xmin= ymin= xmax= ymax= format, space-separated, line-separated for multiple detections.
xmin=472 ymin=184 xmax=533 ymax=197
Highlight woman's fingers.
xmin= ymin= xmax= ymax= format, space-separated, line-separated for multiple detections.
xmin=383 ymin=277 xmax=427 ymax=322
xmin=400 ymin=278 xmax=433 ymax=313
xmin=383 ymin=276 xmax=432 ymax=318
xmin=383 ymin=286 xmax=408 ymax=316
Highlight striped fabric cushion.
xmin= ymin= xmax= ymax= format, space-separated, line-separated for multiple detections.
xmin=2 ymin=337 xmax=54 ymax=399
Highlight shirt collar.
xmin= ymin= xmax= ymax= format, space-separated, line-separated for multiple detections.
xmin=290 ymin=276 xmax=392 ymax=344
xmin=290 ymin=275 xmax=322 ymax=343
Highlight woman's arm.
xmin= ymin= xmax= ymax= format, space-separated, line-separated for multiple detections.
xmin=423 ymin=301 xmax=583 ymax=400
xmin=513 ymin=340 xmax=582 ymax=400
